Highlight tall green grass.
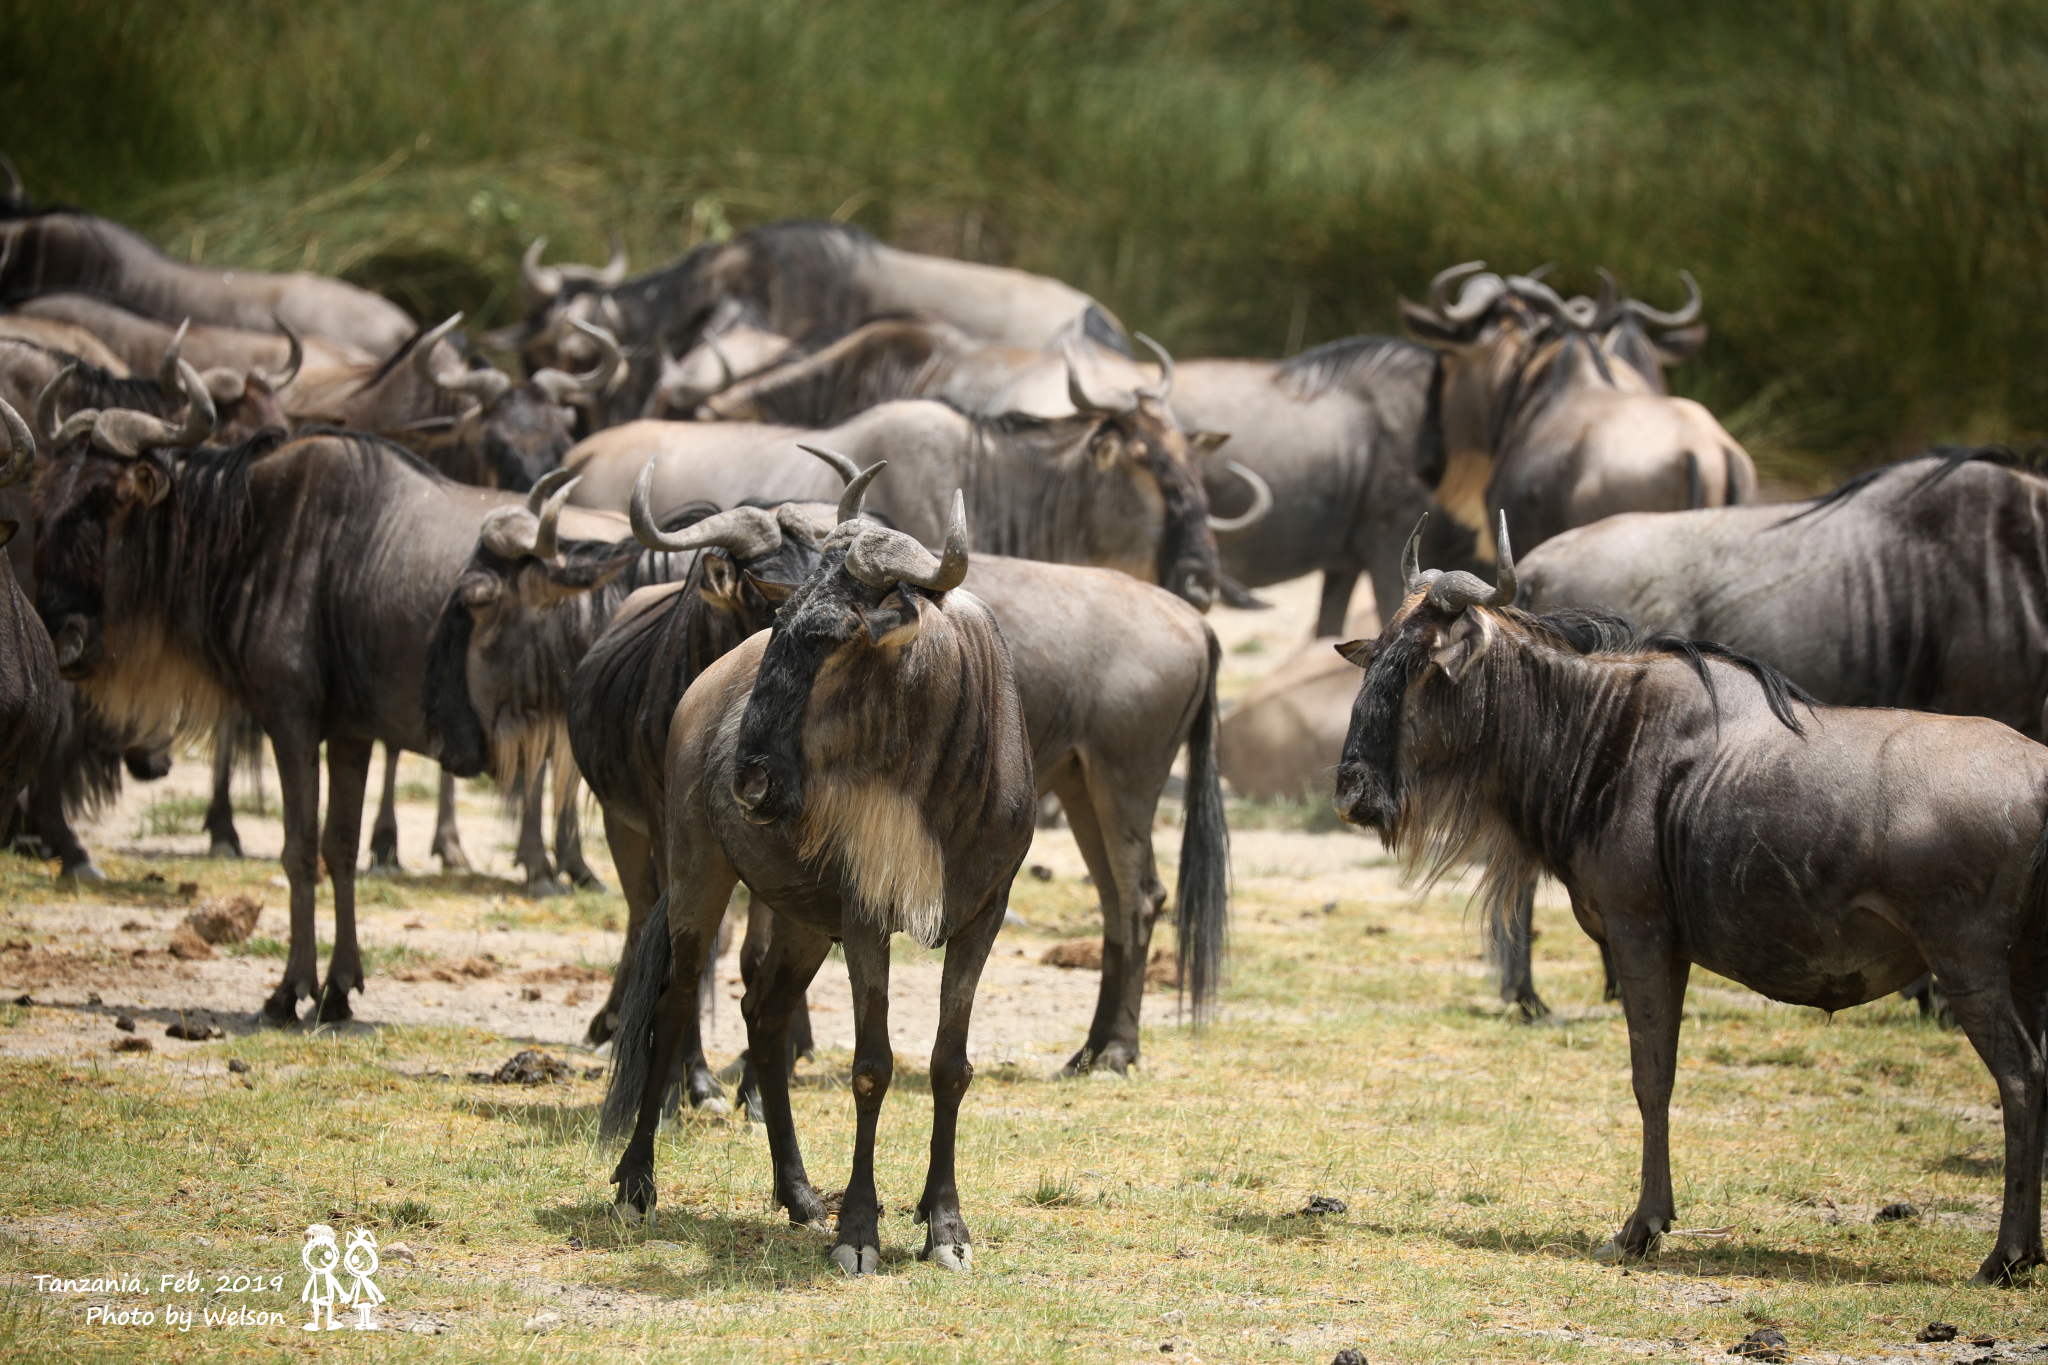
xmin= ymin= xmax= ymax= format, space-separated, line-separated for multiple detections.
xmin=8 ymin=0 xmax=2047 ymax=482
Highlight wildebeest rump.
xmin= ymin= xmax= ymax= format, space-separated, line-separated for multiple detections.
xmin=602 ymin=476 xmax=1037 ymax=1277
xmin=1169 ymin=335 xmax=1441 ymax=635
xmin=0 ymin=399 xmax=59 ymax=813
xmin=1333 ymin=518 xmax=2048 ymax=1285
xmin=0 ymin=207 xmax=416 ymax=359
xmin=560 ymin=399 xmax=1224 ymax=609
xmin=31 ymin=407 xmax=623 ymax=1022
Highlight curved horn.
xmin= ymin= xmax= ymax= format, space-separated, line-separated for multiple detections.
xmin=157 ymin=318 xmax=191 ymax=395
xmin=1427 ymin=262 xmax=1485 ymax=315
xmin=1435 ymin=267 xmax=1507 ymax=325
xmin=520 ymin=237 xmax=564 ymax=305
xmin=628 ymin=459 xmax=784 ymax=557
xmin=1427 ymin=511 xmax=1517 ymax=610
xmin=532 ymin=317 xmax=623 ymax=401
xmin=259 ymin=312 xmax=304 ymax=390
xmin=1206 ymin=460 xmax=1273 ymax=533
xmin=92 ymin=359 xmax=215 ymax=457
xmin=1624 ymin=269 xmax=1703 ymax=328
xmin=1506 ymin=273 xmax=1580 ymax=325
xmin=0 ymin=153 xmax=20 ymax=204
xmin=794 ymin=441 xmax=861 ymax=486
xmin=1134 ymin=332 xmax=1175 ymax=402
xmin=525 ymin=466 xmax=576 ymax=517
xmin=413 ymin=314 xmax=512 ymax=406
xmin=37 ymin=362 xmax=80 ymax=443
xmin=410 ymin=313 xmax=465 ymax=386
xmin=597 ymin=233 xmax=629 ymax=287
xmin=843 ymin=489 xmax=969 ymax=593
xmin=0 ymin=397 xmax=35 ymax=490
xmin=528 ymin=475 xmax=580 ymax=560
xmin=1401 ymin=512 xmax=1427 ymax=595
xmin=1063 ymin=341 xmax=1134 ymax=416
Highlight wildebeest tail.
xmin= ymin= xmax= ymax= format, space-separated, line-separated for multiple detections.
xmin=600 ymin=891 xmax=671 ymax=1141
xmin=1176 ymin=627 xmax=1230 ymax=1021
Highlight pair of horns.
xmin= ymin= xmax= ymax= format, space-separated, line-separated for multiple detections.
xmin=1064 ymin=333 xmax=1175 ymax=414
xmin=154 ymin=314 xmax=303 ymax=406
xmin=1400 ymin=510 xmax=1517 ymax=610
xmin=519 ymin=235 xmax=629 ymax=307
xmin=0 ymin=396 xmax=34 ymax=489
xmin=479 ymin=467 xmax=582 ymax=560
xmin=413 ymin=314 xmax=622 ymax=406
xmin=629 ymin=466 xmax=818 ymax=561
xmin=1412 ymin=262 xmax=1509 ymax=327
xmin=38 ymin=357 xmax=216 ymax=457
xmin=1507 ymin=267 xmax=1703 ymax=332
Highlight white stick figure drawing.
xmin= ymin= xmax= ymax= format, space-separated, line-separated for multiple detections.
xmin=343 ymin=1228 xmax=384 ymax=1330
xmin=300 ymin=1225 xmax=345 ymax=1331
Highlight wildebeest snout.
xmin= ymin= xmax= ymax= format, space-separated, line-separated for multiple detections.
xmin=1332 ymin=760 xmax=1396 ymax=833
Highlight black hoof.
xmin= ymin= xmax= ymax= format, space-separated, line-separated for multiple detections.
xmin=1971 ymin=1250 xmax=2044 ymax=1286
xmin=783 ymin=1183 xmax=827 ymax=1226
xmin=1509 ymin=993 xmax=1552 ymax=1023
xmin=315 ymin=980 xmax=354 ymax=1024
xmin=60 ymin=860 xmax=106 ymax=884
xmin=584 ymin=1008 xmax=616 ymax=1049
xmin=611 ymin=1170 xmax=656 ymax=1225
xmin=434 ymin=841 xmax=471 ymax=872
xmin=1059 ymin=1045 xmax=1098 ymax=1077
xmin=207 ymin=838 xmax=244 ymax=860
xmin=261 ymin=987 xmax=301 ymax=1025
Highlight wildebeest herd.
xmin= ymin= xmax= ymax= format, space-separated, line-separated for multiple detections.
xmin=2 ymin=169 xmax=2042 ymax=1287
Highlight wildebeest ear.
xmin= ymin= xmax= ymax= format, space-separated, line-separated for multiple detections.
xmin=697 ymin=554 xmax=741 ymax=608
xmin=1652 ymin=323 xmax=1708 ymax=365
xmin=742 ymin=571 xmax=795 ymax=604
xmin=856 ymin=588 xmax=925 ymax=650
xmin=0 ymin=520 xmax=15 ymax=550
xmin=1334 ymin=637 xmax=1376 ymax=668
xmin=1190 ymin=431 xmax=1231 ymax=457
xmin=1430 ymin=611 xmax=1495 ymax=685
xmin=121 ymin=461 xmax=171 ymax=508
xmin=1090 ymin=429 xmax=1125 ymax=471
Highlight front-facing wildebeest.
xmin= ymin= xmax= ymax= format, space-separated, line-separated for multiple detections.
xmin=32 ymin=389 xmax=625 ymax=1021
xmin=1333 ymin=517 xmax=2048 ymax=1285
xmin=1494 ymin=446 xmax=2048 ymax=1018
xmin=603 ymin=472 xmax=1036 ymax=1275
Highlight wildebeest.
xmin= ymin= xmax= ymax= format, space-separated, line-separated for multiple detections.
xmin=560 ymin=397 xmax=1225 ymax=609
xmin=0 ymin=312 xmax=132 ymax=374
xmin=0 ymin=207 xmax=415 ymax=358
xmin=1169 ymin=335 xmax=1441 ymax=634
xmin=0 ymin=399 xmax=58 ymax=811
xmin=32 ymin=389 xmax=623 ymax=1020
xmin=601 ymin=471 xmax=1039 ymax=1277
xmin=1400 ymin=263 xmax=1755 ymax=563
xmin=641 ymin=297 xmax=802 ymax=419
xmin=13 ymin=292 xmax=373 ymax=376
xmin=1490 ymin=446 xmax=2048 ymax=1017
xmin=502 ymin=219 xmax=1129 ymax=427
xmin=1334 ymin=517 xmax=2048 ymax=1285
xmin=285 ymin=314 xmax=620 ymax=491
xmin=427 ymin=455 xmax=1228 ymax=1080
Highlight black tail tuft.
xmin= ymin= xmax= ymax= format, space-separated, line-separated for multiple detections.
xmin=1176 ymin=628 xmax=1230 ymax=1023
xmin=600 ymin=892 xmax=671 ymax=1141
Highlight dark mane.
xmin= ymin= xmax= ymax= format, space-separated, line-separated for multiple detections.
xmin=0 ymin=338 xmax=173 ymax=414
xmin=1517 ymin=604 xmax=1815 ymax=734
xmin=1276 ymin=334 xmax=1434 ymax=401
xmin=1776 ymin=444 xmax=2048 ymax=526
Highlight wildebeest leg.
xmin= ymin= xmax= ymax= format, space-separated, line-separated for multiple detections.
xmin=553 ymin=769 xmax=605 ymax=891
xmin=735 ymin=893 xmax=818 ymax=1119
xmin=1595 ymin=926 xmax=1690 ymax=1262
xmin=832 ymin=921 xmax=896 ymax=1275
xmin=1058 ymin=767 xmax=1165 ymax=1076
xmin=27 ymin=772 xmax=98 ymax=881
xmin=739 ymin=908 xmax=832 ymax=1227
xmin=1931 ymin=945 xmax=2047 ymax=1284
xmin=204 ymin=721 xmax=244 ymax=859
xmin=587 ymin=809 xmax=655 ymax=1047
xmin=264 ymin=728 xmax=325 ymax=1023
xmin=515 ymin=763 xmax=558 ymax=895
xmin=918 ymin=896 xmax=1007 ymax=1271
xmin=366 ymin=745 xmax=402 ymax=873
xmin=431 ymin=771 xmax=470 ymax=870
xmin=611 ymin=866 xmax=729 ymax=1224
xmin=1314 ymin=567 xmax=1361 ymax=640
xmin=316 ymin=737 xmax=375 ymax=1024
xmin=670 ymin=907 xmax=728 ymax=1117
xmin=1489 ymin=875 xmax=1550 ymax=1022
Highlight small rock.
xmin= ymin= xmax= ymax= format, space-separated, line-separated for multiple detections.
xmin=1332 ymin=1352 xmax=1369 ymax=1365
xmin=120 ymin=919 xmax=148 ymax=932
xmin=175 ymin=881 xmax=199 ymax=899
xmin=1304 ymin=1194 xmax=1349 ymax=1216
xmin=1874 ymin=1201 xmax=1921 ymax=1223
xmin=484 ymin=1049 xmax=570 ymax=1086
xmin=114 ymin=1015 xmax=136 ymax=1032
xmin=1321 ymin=900 xmax=1338 ymax=914
xmin=227 ymin=1058 xmax=250 ymax=1074
xmin=86 ymin=992 xmax=101 ymax=1005
xmin=1916 ymin=1323 xmax=1957 ymax=1343
xmin=1728 ymin=1327 xmax=1790 ymax=1362
xmin=521 ymin=987 xmax=542 ymax=1002
xmin=166 ymin=1021 xmax=219 ymax=1041
xmin=406 ymin=1320 xmax=443 ymax=1335
xmin=143 ymin=872 xmax=165 ymax=884
xmin=184 ymin=894 xmax=262 ymax=945
xmin=1028 ymin=864 xmax=1053 ymax=881
xmin=1159 ymin=1342 xmax=1174 ymax=1353
xmin=1041 ymin=940 xmax=1103 ymax=970
xmin=1160 ymin=1311 xmax=1185 ymax=1325
xmin=111 ymin=1037 xmax=152 ymax=1054
xmin=523 ymin=1310 xmax=563 ymax=1333
xmin=383 ymin=1242 xmax=417 ymax=1263
xmin=403 ymin=919 xmax=424 ymax=930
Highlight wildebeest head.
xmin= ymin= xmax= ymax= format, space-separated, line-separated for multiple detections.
xmin=31 ymin=358 xmax=217 ymax=678
xmin=410 ymin=313 xmax=621 ymax=491
xmin=644 ymin=297 xmax=799 ymax=418
xmin=158 ymin=315 xmax=299 ymax=440
xmin=1331 ymin=511 xmax=1520 ymax=836
xmin=730 ymin=454 xmax=968 ymax=827
xmin=1054 ymin=334 xmax=1236 ymax=611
